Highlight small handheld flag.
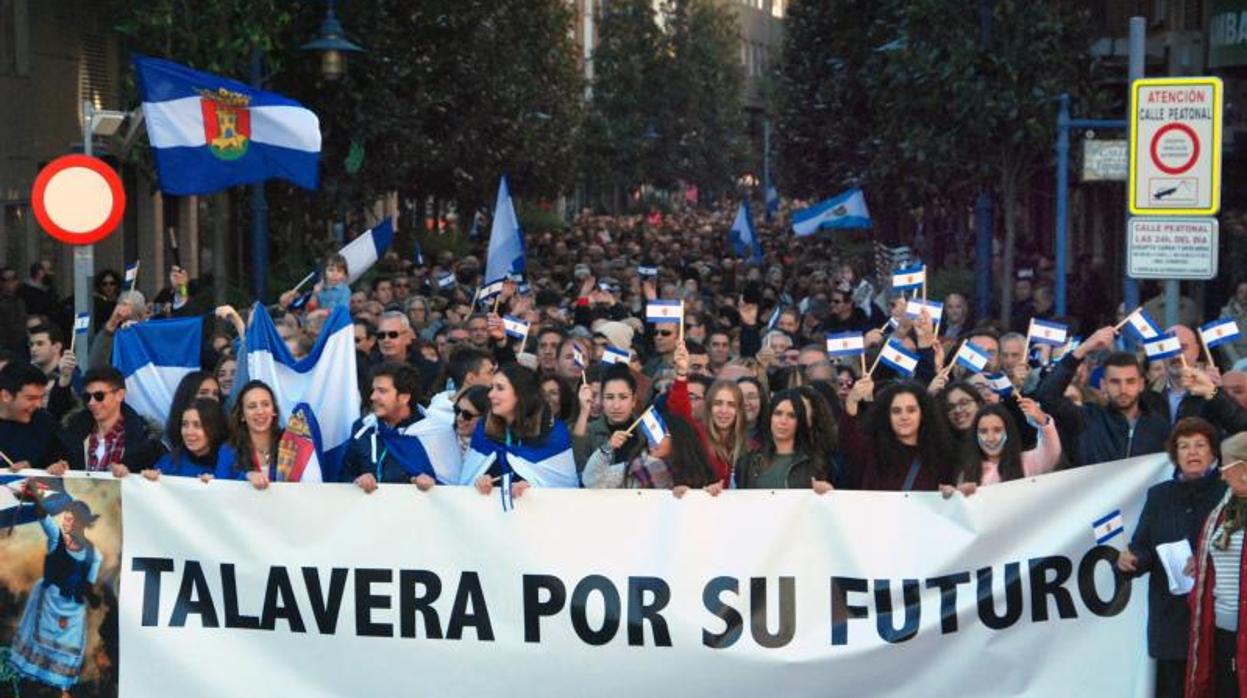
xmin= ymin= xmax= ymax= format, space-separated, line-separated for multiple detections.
xmin=1117 ymin=307 xmax=1162 ymax=342
xmin=985 ymin=372 xmax=1015 ymax=397
xmin=436 ymin=273 xmax=456 ymax=290
xmin=503 ymin=315 xmax=530 ymax=340
xmin=892 ymin=264 xmax=926 ymax=293
xmin=646 ymin=300 xmax=683 ymax=324
xmin=73 ymin=313 xmax=91 ymax=334
xmin=1143 ymin=333 xmax=1182 ymax=361
xmin=1200 ymin=318 xmax=1241 ymax=350
xmin=825 ymin=332 xmax=865 ymax=358
xmin=478 ymin=279 xmax=505 ymax=303
xmin=601 ymin=346 xmax=631 ymax=365
xmin=904 ymin=299 xmax=943 ymax=325
xmin=637 ymin=408 xmax=668 ymax=447
xmin=572 ymin=346 xmax=587 ymax=369
xmin=765 ymin=305 xmax=783 ymax=333
xmin=124 ymin=261 xmax=140 ymax=291
xmin=955 ymin=341 xmax=991 ymax=374
xmin=637 ymin=265 xmax=659 ymax=278
xmin=1092 ymin=509 xmax=1125 ymax=546
xmin=1027 ymin=318 xmax=1069 ymax=347
xmin=876 ymin=340 xmax=919 ymax=378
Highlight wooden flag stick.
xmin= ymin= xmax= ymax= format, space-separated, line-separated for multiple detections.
xmin=0 ymin=449 xmax=15 ymax=469
xmin=291 ymin=271 xmax=317 ymax=294
xmin=1113 ymin=308 xmax=1139 ymax=333
xmin=859 ymin=352 xmax=867 ymax=377
xmin=678 ymin=301 xmax=685 ymax=345
xmin=1197 ymin=334 xmax=1217 ymax=371
xmin=492 ymin=294 xmax=501 ymax=315
xmin=1180 ymin=350 xmax=1189 ymax=371
xmin=867 ymin=347 xmax=886 ymax=378
xmin=624 ymin=408 xmax=650 ymax=436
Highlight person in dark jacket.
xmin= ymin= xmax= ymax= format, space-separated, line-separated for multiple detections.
xmin=0 ymin=361 xmax=65 ymax=469
xmin=342 ymin=362 xmax=439 ymax=492
xmin=839 ymin=377 xmax=956 ymax=491
xmin=736 ymin=389 xmax=832 ymax=491
xmin=1035 ymin=326 xmax=1170 ymax=466
xmin=0 ymin=266 xmax=28 ymax=357
xmin=1117 ymin=417 xmax=1227 ymax=697
xmin=56 ymin=367 xmax=165 ymax=477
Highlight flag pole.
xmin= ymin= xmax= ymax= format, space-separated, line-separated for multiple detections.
xmin=859 ymin=353 xmax=866 ymax=377
xmin=867 ymin=347 xmax=886 ymax=378
xmin=624 ymin=408 xmax=650 ymax=436
xmin=1113 ymin=309 xmax=1138 ymax=333
xmin=678 ymin=301 xmax=685 ymax=344
xmin=1199 ymin=333 xmax=1214 ymax=368
xmin=0 ymin=449 xmax=15 ymax=469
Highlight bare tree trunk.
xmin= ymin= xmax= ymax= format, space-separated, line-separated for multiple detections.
xmin=999 ymin=171 xmax=1017 ymax=330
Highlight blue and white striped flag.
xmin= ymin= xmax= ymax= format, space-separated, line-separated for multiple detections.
xmin=503 ymin=315 xmax=530 ymax=340
xmin=572 ymin=346 xmax=587 ymax=369
xmin=825 ymin=332 xmax=865 ymax=358
xmin=766 ymin=305 xmax=782 ymax=332
xmin=985 ymin=372 xmax=1015 ymax=396
xmin=638 ymin=264 xmax=659 ymax=278
xmin=905 ymin=299 xmax=943 ymax=325
xmin=124 ymin=261 xmax=140 ymax=288
xmin=338 ymin=217 xmax=394 ymax=284
xmin=638 ymin=408 xmax=668 ymax=447
xmin=1027 ymin=318 xmax=1069 ymax=347
xmin=646 ymin=300 xmax=683 ymax=324
xmin=112 ymin=316 xmax=203 ymax=426
xmin=892 ymin=264 xmax=926 ymax=292
xmin=878 ymin=340 xmax=919 ymax=377
xmin=1200 ymin=317 xmax=1241 ymax=350
xmin=1092 ymin=509 xmax=1125 ymax=546
xmin=602 ymin=346 xmax=631 ymax=365
xmin=1123 ymin=307 xmax=1162 ymax=342
xmin=436 ymin=273 xmax=456 ymax=290
xmin=1143 ymin=333 xmax=1182 ymax=361
xmin=73 ymin=313 xmax=90 ymax=334
xmin=353 ymin=412 xmax=461 ymax=486
xmin=791 ymin=188 xmax=871 ymax=236
xmin=246 ymin=304 xmax=361 ymax=482
xmin=955 ymin=341 xmax=991 ymax=373
xmin=459 ymin=421 xmax=579 ymax=488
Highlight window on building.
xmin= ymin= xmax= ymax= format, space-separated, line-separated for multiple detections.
xmin=772 ymin=0 xmax=786 ymax=18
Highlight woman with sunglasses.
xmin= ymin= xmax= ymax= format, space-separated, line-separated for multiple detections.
xmin=92 ymin=269 xmax=122 ymax=331
xmin=1109 ymin=417 xmax=1224 ymax=696
xmin=144 ymin=398 xmax=237 ymax=481
xmin=1184 ymin=432 xmax=1247 ymax=696
xmin=461 ymin=364 xmax=579 ymax=497
xmin=453 ymin=386 xmax=490 ymax=456
xmin=225 ymin=380 xmax=283 ymax=490
xmin=572 ymin=364 xmax=645 ymax=474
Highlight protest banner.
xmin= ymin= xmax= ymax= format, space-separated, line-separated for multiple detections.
xmin=101 ymin=457 xmax=1170 ymax=696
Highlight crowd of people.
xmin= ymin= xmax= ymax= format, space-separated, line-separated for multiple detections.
xmin=4 ymin=205 xmax=1247 ymax=695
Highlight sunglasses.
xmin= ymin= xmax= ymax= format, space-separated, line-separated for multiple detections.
xmin=83 ymin=389 xmax=116 ymax=403
xmin=454 ymin=407 xmax=480 ymax=421
xmin=377 ymin=331 xmax=403 ymax=340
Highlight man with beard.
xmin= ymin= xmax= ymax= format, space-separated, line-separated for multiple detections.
xmin=342 ymin=362 xmax=451 ymax=491
xmin=1035 ymin=325 xmax=1170 ymax=466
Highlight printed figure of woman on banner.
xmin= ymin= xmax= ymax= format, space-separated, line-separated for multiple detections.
xmin=7 ymin=489 xmax=102 ymax=695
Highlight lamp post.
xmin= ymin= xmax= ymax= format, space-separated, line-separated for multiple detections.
xmin=299 ymin=0 xmax=364 ymax=81
xmin=251 ymin=0 xmax=364 ymax=300
xmin=77 ymin=101 xmax=128 ymax=366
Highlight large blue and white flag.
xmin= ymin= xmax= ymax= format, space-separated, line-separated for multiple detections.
xmin=791 ymin=188 xmax=871 ymax=237
xmin=134 ymin=55 xmax=320 ymax=195
xmin=765 ymin=185 xmax=780 ymax=223
xmin=112 ymin=316 xmax=203 ymax=426
xmin=338 ymin=217 xmax=394 ymax=284
xmin=729 ymin=200 xmax=763 ymax=263
xmin=458 ymin=421 xmax=579 ymax=488
xmin=484 ymin=175 xmax=525 ymax=285
xmin=246 ymin=304 xmax=360 ymax=482
xmin=351 ymin=413 xmax=462 ymax=485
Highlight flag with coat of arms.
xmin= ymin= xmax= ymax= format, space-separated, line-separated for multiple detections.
xmin=134 ymin=55 xmax=321 ymax=195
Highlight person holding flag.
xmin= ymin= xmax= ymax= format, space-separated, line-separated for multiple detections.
xmin=341 ymin=363 xmax=448 ymax=493
xmin=839 ymin=377 xmax=955 ymax=491
xmin=1035 ymin=326 xmax=1171 ymax=466
xmin=943 ymin=398 xmax=1061 ymax=497
xmin=461 ymin=364 xmax=579 ymax=501
xmin=571 ymin=363 xmax=645 ymax=473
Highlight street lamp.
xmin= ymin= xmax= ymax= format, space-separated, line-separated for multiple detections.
xmin=299 ymin=0 xmax=364 ymax=81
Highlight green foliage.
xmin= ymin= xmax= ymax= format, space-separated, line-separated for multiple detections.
xmin=588 ymin=0 xmax=746 ymax=206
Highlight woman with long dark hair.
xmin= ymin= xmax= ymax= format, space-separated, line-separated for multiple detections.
xmin=145 ymin=398 xmax=237 ymax=481
xmin=453 ymin=385 xmax=490 ymax=457
xmin=164 ymin=370 xmax=222 ymax=447
xmin=571 ymin=364 xmax=645 ymax=474
xmin=736 ymin=389 xmax=832 ymax=491
xmin=945 ymin=398 xmax=1060 ymax=496
xmin=460 ymin=364 xmax=579 ymax=497
xmin=841 ymin=377 xmax=955 ymax=491
xmin=939 ymin=380 xmax=984 ymax=450
xmin=583 ymin=411 xmax=716 ymax=494
xmin=226 ymin=380 xmax=283 ymax=490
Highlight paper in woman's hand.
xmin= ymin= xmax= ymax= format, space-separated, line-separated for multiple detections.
xmin=1157 ymin=539 xmax=1195 ymax=595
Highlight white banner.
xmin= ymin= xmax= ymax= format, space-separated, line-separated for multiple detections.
xmin=119 ymin=456 xmax=1171 ymax=697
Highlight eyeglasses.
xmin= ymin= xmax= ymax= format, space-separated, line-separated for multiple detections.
xmin=83 ymin=389 xmax=117 ymax=403
xmin=947 ymin=399 xmax=977 ymax=411
xmin=377 ymin=331 xmax=403 ymax=340
xmin=454 ymin=407 xmax=480 ymax=421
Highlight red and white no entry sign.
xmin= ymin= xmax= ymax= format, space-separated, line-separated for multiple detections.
xmin=31 ymin=154 xmax=126 ymax=245
xmin=1149 ymin=122 xmax=1200 ymax=175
